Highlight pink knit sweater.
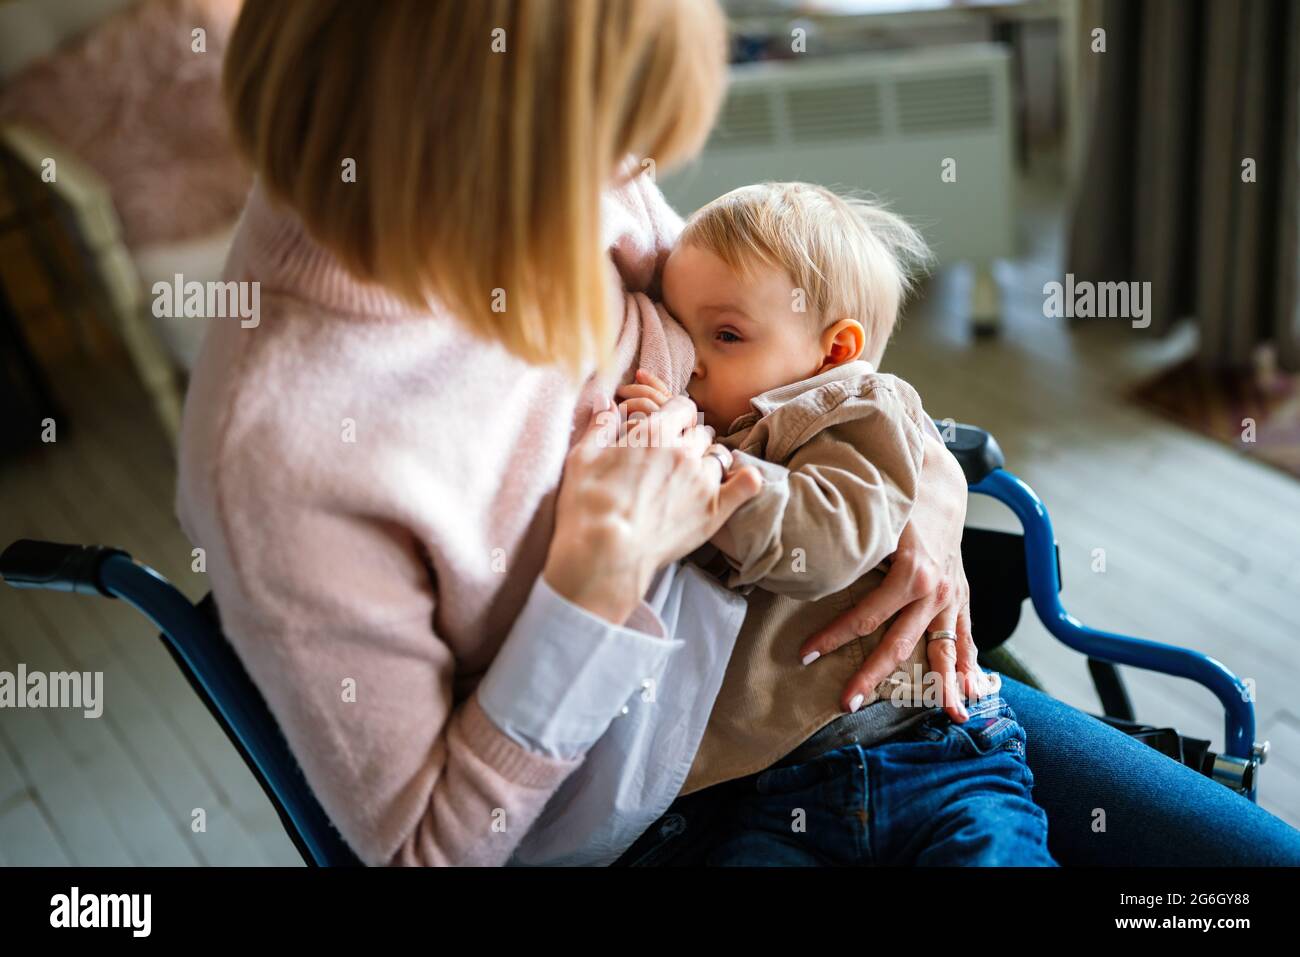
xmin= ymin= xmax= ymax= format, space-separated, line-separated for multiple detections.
xmin=175 ymin=164 xmax=694 ymax=865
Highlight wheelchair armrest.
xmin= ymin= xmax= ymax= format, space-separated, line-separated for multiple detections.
xmin=0 ymin=539 xmax=127 ymax=597
xmin=932 ymin=420 xmax=1006 ymax=485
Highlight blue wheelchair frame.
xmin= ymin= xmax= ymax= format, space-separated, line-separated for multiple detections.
xmin=974 ymin=469 xmax=1257 ymax=784
xmin=0 ymin=424 xmax=1266 ymax=866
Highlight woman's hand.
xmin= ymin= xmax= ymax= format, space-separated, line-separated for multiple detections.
xmin=796 ymin=431 xmax=998 ymax=723
xmin=544 ymin=387 xmax=762 ymax=626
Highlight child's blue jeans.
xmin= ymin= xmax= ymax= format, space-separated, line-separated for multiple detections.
xmin=617 ymin=692 xmax=1057 ymax=866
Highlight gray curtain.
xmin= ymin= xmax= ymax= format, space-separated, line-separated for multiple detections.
xmin=1066 ymin=0 xmax=1300 ymax=372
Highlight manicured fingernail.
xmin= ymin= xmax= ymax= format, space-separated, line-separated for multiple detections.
xmin=801 ymin=651 xmax=820 ymax=666
xmin=958 ymin=704 xmax=969 ymax=720
xmin=848 ymin=694 xmax=865 ymax=713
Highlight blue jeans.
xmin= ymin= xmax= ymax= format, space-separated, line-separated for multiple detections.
xmin=619 ymin=692 xmax=1052 ymax=866
xmin=615 ymin=676 xmax=1300 ymax=866
xmin=730 ymin=693 xmax=1051 ymax=865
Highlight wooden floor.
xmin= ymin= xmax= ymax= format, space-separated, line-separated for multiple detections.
xmin=0 ymin=341 xmax=302 ymax=865
xmin=0 ymin=166 xmax=1296 ymax=865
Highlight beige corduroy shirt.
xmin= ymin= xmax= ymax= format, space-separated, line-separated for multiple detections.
xmin=681 ymin=360 xmax=937 ymax=796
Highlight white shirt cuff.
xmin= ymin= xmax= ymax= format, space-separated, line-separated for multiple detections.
xmin=476 ymin=573 xmax=683 ymax=760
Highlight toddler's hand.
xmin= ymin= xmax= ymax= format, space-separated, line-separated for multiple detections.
xmin=615 ymin=368 xmax=675 ymax=420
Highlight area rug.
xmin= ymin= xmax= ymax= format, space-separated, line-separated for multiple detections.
xmin=1129 ymin=357 xmax=1300 ymax=481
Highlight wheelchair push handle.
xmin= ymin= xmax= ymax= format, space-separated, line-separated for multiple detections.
xmin=0 ymin=539 xmax=129 ymax=597
xmin=932 ymin=419 xmax=1006 ymax=485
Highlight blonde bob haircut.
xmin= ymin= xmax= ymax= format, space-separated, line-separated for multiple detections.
xmin=679 ymin=182 xmax=932 ymax=367
xmin=223 ymin=0 xmax=728 ymax=380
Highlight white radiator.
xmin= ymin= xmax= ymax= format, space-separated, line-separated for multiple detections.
xmin=659 ymin=43 xmax=1016 ymax=271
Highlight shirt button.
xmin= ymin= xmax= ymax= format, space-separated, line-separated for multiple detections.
xmin=659 ymin=814 xmax=686 ymax=839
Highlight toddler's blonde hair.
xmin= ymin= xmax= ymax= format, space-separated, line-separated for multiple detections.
xmin=678 ymin=182 xmax=931 ymax=365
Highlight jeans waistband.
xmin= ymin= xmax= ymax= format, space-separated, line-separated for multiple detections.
xmin=966 ymin=692 xmax=1008 ymax=717
xmin=775 ymin=700 xmax=940 ymax=768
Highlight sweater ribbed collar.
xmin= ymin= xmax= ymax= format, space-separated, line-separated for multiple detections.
xmin=234 ymin=177 xmax=429 ymax=319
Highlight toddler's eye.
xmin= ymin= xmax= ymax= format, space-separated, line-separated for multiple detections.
xmin=716 ymin=330 xmax=741 ymax=344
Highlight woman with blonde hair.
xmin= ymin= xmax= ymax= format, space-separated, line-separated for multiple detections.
xmin=177 ymin=0 xmax=1300 ymax=867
